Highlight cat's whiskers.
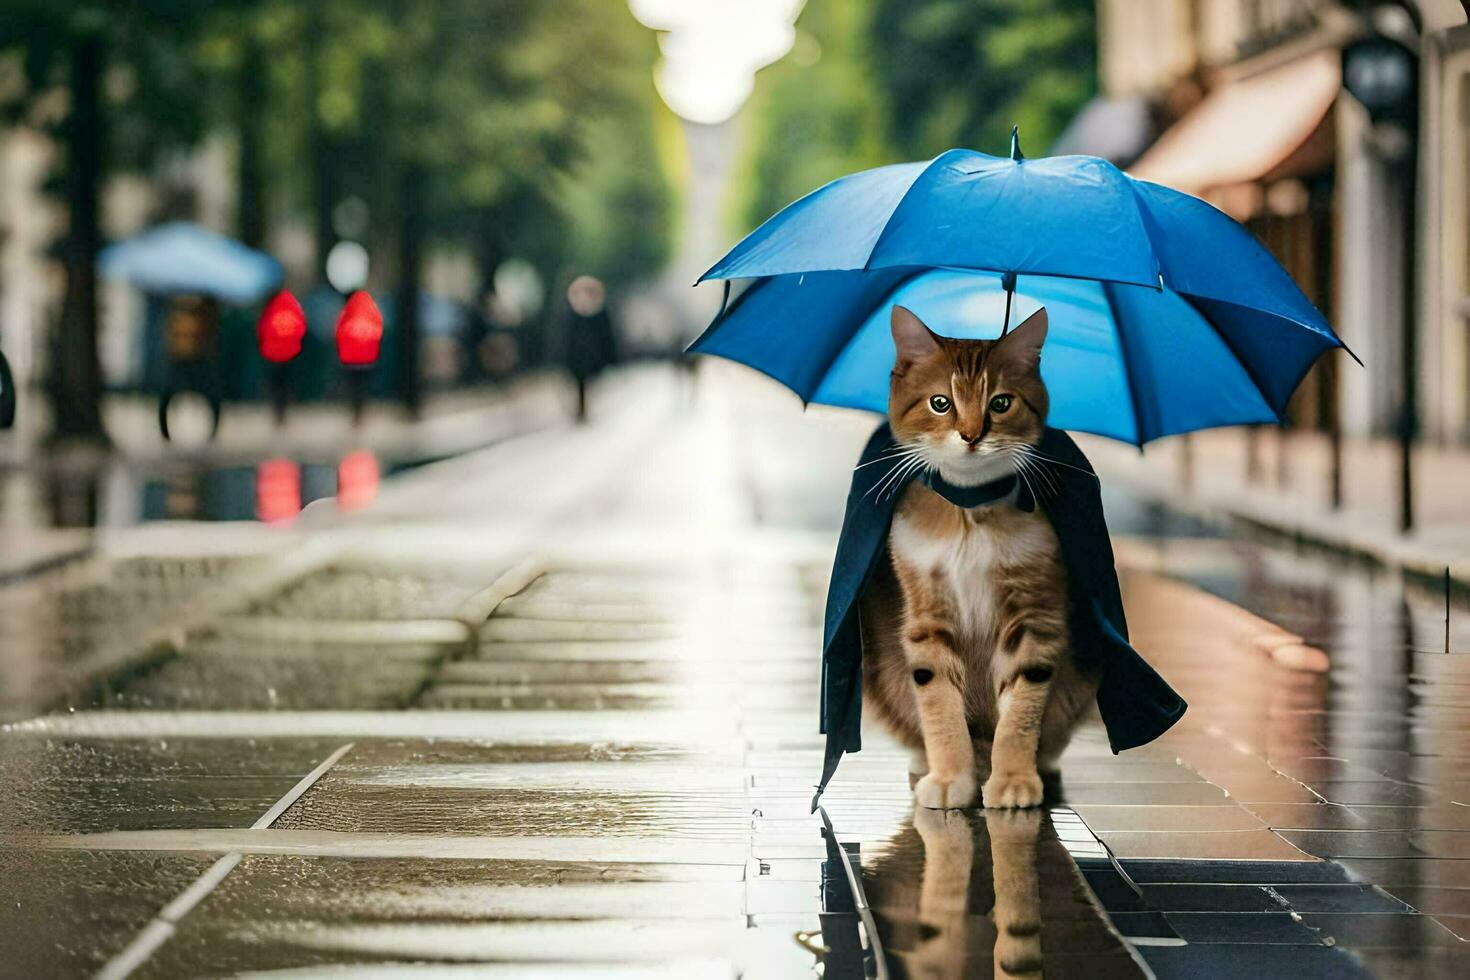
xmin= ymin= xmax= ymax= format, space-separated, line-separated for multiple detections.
xmin=854 ymin=445 xmax=925 ymax=471
xmin=864 ymin=453 xmax=917 ymax=501
xmin=1010 ymin=449 xmax=1057 ymax=498
xmin=1015 ymin=445 xmax=1099 ymax=482
xmin=1011 ymin=454 xmax=1042 ymax=504
xmin=884 ymin=454 xmax=932 ymax=501
xmin=872 ymin=451 xmax=929 ymax=502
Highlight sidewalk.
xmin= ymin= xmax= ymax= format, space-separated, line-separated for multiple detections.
xmin=4 ymin=365 xmax=1468 ymax=975
xmin=0 ymin=366 xmax=1143 ymax=977
xmin=1084 ymin=427 xmax=1470 ymax=589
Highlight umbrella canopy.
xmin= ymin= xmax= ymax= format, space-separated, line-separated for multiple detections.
xmin=99 ymin=222 xmax=284 ymax=306
xmin=691 ymin=139 xmax=1352 ymax=445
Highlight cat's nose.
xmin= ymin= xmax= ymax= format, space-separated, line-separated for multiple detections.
xmin=958 ymin=431 xmax=981 ymax=447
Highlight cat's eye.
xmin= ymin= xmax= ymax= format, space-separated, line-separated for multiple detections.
xmin=928 ymin=394 xmax=951 ymax=414
xmin=989 ymin=394 xmax=1013 ymax=414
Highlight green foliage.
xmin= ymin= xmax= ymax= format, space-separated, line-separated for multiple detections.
xmin=738 ymin=0 xmax=1098 ymax=231
xmin=0 ymin=1 xmax=256 ymax=168
xmin=733 ymin=1 xmax=889 ymax=233
xmin=871 ymin=0 xmax=1096 ymax=159
xmin=263 ymin=0 xmax=672 ymax=288
xmin=0 ymin=0 xmax=674 ymax=287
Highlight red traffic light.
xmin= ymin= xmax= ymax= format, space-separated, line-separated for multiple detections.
xmin=257 ymin=290 xmax=307 ymax=364
xmin=336 ymin=290 xmax=383 ymax=367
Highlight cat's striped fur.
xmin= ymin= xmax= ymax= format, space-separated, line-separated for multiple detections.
xmin=860 ymin=305 xmax=1099 ymax=809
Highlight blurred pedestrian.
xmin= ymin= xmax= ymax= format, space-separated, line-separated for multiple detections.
xmin=0 ymin=347 xmax=15 ymax=429
xmin=157 ymin=294 xmax=223 ymax=441
xmin=556 ymin=275 xmax=616 ymax=422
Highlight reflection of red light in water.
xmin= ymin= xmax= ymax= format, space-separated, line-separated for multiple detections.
xmin=256 ymin=458 xmax=301 ymax=523
xmin=337 ymin=449 xmax=379 ymax=511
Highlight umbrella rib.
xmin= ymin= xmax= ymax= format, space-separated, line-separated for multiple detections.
xmin=1099 ymin=282 xmax=1151 ymax=447
xmin=1188 ymin=297 xmax=1290 ymax=425
xmin=859 ymin=152 xmax=957 ymax=272
xmin=685 ymin=277 xmax=761 ymax=353
xmin=800 ymin=268 xmax=934 ymax=405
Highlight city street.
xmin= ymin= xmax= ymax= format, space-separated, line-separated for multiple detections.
xmin=9 ymin=2 xmax=1470 ymax=978
xmin=2 ymin=364 xmax=1468 ymax=977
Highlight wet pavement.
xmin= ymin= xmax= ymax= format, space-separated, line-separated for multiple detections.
xmin=3 ymin=364 xmax=1470 ymax=976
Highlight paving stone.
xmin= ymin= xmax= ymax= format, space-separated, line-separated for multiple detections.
xmin=1382 ymin=886 xmax=1470 ymax=916
xmin=0 ymin=736 xmax=343 ymax=833
xmin=1105 ymin=910 xmax=1180 ymax=939
xmin=1081 ymin=867 xmax=1150 ymax=913
xmin=1240 ymin=802 xmax=1371 ymax=830
xmin=1299 ymin=911 xmax=1464 ymax=948
xmin=1337 ymin=857 xmax=1470 ymax=889
xmin=1270 ymin=883 xmax=1413 ymax=913
xmin=1348 ymin=947 xmax=1470 ymax=980
xmin=1118 ymin=859 xmax=1349 ymax=885
xmin=0 ymin=848 xmax=216 ymax=978
xmin=1139 ymin=883 xmax=1288 ymax=912
xmin=1140 ymin=943 xmax=1374 ymax=979
xmin=1307 ymin=780 xmax=1436 ymax=806
xmin=1073 ymin=804 xmax=1265 ymax=832
xmin=1277 ymin=830 xmax=1425 ymax=859
xmin=1161 ymin=910 xmax=1325 ymax=943
xmin=1061 ymin=781 xmax=1231 ymax=805
xmin=1101 ymin=830 xmax=1314 ymax=861
xmin=1433 ymin=914 xmax=1470 ymax=940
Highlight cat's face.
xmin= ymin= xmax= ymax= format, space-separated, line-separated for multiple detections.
xmin=887 ymin=304 xmax=1049 ymax=487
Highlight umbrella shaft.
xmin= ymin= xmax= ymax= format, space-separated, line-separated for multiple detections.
xmin=1001 ymin=272 xmax=1017 ymax=335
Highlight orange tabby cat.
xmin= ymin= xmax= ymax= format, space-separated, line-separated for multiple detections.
xmin=861 ymin=305 xmax=1099 ymax=809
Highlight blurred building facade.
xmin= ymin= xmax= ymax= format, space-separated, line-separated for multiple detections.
xmin=1095 ymin=0 xmax=1470 ymax=443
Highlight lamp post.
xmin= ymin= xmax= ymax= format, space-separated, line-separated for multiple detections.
xmin=1343 ymin=18 xmax=1419 ymax=533
xmin=335 ymin=290 xmax=383 ymax=427
xmin=257 ymin=290 xmax=307 ymax=426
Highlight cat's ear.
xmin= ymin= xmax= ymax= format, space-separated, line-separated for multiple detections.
xmin=995 ymin=306 xmax=1047 ymax=367
xmin=891 ymin=305 xmax=939 ymax=373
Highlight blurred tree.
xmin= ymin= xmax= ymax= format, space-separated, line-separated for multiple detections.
xmin=869 ymin=0 xmax=1096 ymax=158
xmin=2 ymin=0 xmax=675 ymax=426
xmin=236 ymin=0 xmax=673 ymax=410
xmin=734 ymin=0 xmax=890 ymax=232
xmin=738 ymin=0 xmax=1097 ymax=233
xmin=0 ymin=2 xmax=253 ymax=442
xmin=367 ymin=0 xmax=673 ymax=408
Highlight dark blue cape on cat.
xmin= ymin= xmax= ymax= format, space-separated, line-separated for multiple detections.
xmin=815 ymin=423 xmax=1187 ymax=809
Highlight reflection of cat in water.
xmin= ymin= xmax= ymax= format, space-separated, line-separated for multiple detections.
xmin=859 ymin=808 xmax=1045 ymax=980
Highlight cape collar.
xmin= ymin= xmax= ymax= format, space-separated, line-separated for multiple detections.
xmin=920 ymin=468 xmax=1035 ymax=512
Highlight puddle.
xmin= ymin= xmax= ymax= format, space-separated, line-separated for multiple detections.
xmin=274 ymin=782 xmax=751 ymax=840
xmin=812 ymin=808 xmax=1143 ymax=978
xmin=0 ymin=448 xmax=411 ymax=530
xmin=0 ymin=736 xmax=346 ymax=834
xmin=0 ymin=848 xmax=217 ymax=978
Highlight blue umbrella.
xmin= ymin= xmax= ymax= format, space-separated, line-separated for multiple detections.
xmin=99 ymin=222 xmax=284 ymax=306
xmin=690 ymin=135 xmax=1354 ymax=444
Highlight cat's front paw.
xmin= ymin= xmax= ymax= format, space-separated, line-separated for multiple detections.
xmin=982 ymin=769 xmax=1044 ymax=809
xmin=914 ymin=771 xmax=977 ymax=809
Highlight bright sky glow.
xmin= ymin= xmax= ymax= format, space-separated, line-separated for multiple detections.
xmin=629 ymin=0 xmax=805 ymax=125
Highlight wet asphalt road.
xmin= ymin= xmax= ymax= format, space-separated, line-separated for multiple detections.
xmin=4 ymin=364 xmax=1470 ymax=978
